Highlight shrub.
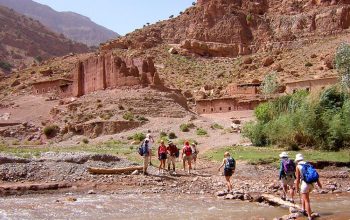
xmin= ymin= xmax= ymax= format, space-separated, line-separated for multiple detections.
xmin=160 ymin=131 xmax=167 ymax=138
xmin=196 ymin=128 xmax=208 ymax=136
xmin=168 ymin=132 xmax=177 ymax=139
xmin=180 ymin=123 xmax=190 ymax=132
xmin=0 ymin=61 xmax=12 ymax=71
xmin=211 ymin=123 xmax=224 ymax=130
xmin=137 ymin=116 xmax=149 ymax=122
xmin=305 ymin=62 xmax=313 ymax=67
xmin=123 ymin=111 xmax=134 ymax=121
xmin=43 ymin=125 xmax=59 ymax=138
xmin=242 ymin=121 xmax=267 ymax=146
xmin=261 ymin=72 xmax=279 ymax=96
xmin=246 ymin=13 xmax=253 ymax=23
xmin=129 ymin=133 xmax=146 ymax=142
xmin=118 ymin=105 xmax=125 ymax=110
xmin=82 ymin=138 xmax=89 ymax=144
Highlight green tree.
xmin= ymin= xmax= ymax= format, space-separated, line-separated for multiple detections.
xmin=335 ymin=43 xmax=350 ymax=89
xmin=261 ymin=72 xmax=279 ymax=97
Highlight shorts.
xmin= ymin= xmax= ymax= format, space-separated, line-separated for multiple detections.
xmin=224 ymin=169 xmax=233 ymax=177
xmin=281 ymin=175 xmax=295 ymax=187
xmin=192 ymin=153 xmax=197 ymax=160
xmin=300 ymin=181 xmax=314 ymax=194
xmin=183 ymin=155 xmax=192 ymax=162
xmin=167 ymin=155 xmax=176 ymax=164
xmin=159 ymin=153 xmax=167 ymax=160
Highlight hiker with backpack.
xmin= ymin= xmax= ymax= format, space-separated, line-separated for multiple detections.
xmin=145 ymin=133 xmax=155 ymax=166
xmin=138 ymin=139 xmax=150 ymax=175
xmin=166 ymin=141 xmax=179 ymax=173
xmin=218 ymin=152 xmax=236 ymax=193
xmin=158 ymin=140 xmax=167 ymax=175
xmin=191 ymin=143 xmax=199 ymax=170
xmin=279 ymin=152 xmax=296 ymax=202
xmin=295 ymin=153 xmax=322 ymax=220
xmin=181 ymin=141 xmax=193 ymax=174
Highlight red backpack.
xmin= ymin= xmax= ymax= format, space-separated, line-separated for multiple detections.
xmin=184 ymin=145 xmax=192 ymax=156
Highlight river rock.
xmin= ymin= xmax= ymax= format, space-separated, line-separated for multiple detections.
xmin=225 ymin=194 xmax=234 ymax=200
xmin=131 ymin=170 xmax=139 ymax=175
xmin=289 ymin=207 xmax=299 ymax=214
xmin=88 ymin=190 xmax=96 ymax=194
xmin=215 ymin=191 xmax=227 ymax=196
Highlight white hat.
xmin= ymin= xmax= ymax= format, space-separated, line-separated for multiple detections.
xmin=295 ymin=153 xmax=304 ymax=162
xmin=146 ymin=133 xmax=151 ymax=138
xmin=279 ymin=152 xmax=288 ymax=158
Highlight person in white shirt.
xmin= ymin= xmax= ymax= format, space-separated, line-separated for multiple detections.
xmin=145 ymin=133 xmax=154 ymax=165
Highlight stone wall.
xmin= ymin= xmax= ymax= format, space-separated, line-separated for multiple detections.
xmin=285 ymin=77 xmax=338 ymax=94
xmin=225 ymin=83 xmax=260 ymax=96
xmin=72 ymin=53 xmax=162 ymax=97
xmin=196 ymin=97 xmax=262 ymax=114
xmin=32 ymin=79 xmax=73 ymax=98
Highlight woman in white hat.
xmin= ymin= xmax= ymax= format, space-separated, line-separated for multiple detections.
xmin=295 ymin=153 xmax=322 ymax=220
xmin=278 ymin=152 xmax=295 ymax=202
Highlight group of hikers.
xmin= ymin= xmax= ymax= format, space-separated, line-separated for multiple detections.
xmin=138 ymin=133 xmax=199 ymax=175
xmin=217 ymin=151 xmax=322 ymax=220
xmin=138 ymin=133 xmax=321 ymax=220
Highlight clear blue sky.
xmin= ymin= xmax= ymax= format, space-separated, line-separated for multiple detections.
xmin=33 ymin=0 xmax=194 ymax=35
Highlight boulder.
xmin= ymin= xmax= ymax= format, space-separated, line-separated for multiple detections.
xmin=215 ymin=191 xmax=227 ymax=196
xmin=273 ymin=64 xmax=284 ymax=72
xmin=39 ymin=68 xmax=53 ymax=76
xmin=168 ymin=47 xmax=178 ymax=54
xmin=324 ymin=55 xmax=334 ymax=69
xmin=262 ymin=56 xmax=274 ymax=67
xmin=243 ymin=57 xmax=253 ymax=64
xmin=11 ymin=79 xmax=20 ymax=87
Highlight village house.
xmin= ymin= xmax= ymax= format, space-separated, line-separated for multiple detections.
xmin=31 ymin=78 xmax=74 ymax=98
xmin=195 ymin=97 xmax=263 ymax=114
xmin=284 ymin=77 xmax=338 ymax=94
xmin=225 ymin=82 xmax=261 ymax=96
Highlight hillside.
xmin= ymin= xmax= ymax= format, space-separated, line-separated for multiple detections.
xmin=98 ymin=0 xmax=350 ymax=97
xmin=0 ymin=0 xmax=119 ymax=46
xmin=0 ymin=6 xmax=90 ymax=74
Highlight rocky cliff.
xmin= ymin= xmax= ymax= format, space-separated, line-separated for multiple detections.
xmin=102 ymin=0 xmax=350 ymax=57
xmin=0 ymin=0 xmax=119 ymax=46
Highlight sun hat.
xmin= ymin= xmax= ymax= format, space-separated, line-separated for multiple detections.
xmin=279 ymin=152 xmax=289 ymax=158
xmin=295 ymin=153 xmax=304 ymax=162
xmin=191 ymin=143 xmax=196 ymax=146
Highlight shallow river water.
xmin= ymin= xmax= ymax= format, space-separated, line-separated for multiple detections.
xmin=0 ymin=193 xmax=349 ymax=220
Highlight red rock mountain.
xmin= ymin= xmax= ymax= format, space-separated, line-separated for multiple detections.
xmin=0 ymin=0 xmax=119 ymax=46
xmin=0 ymin=5 xmax=89 ymax=73
xmin=103 ymin=0 xmax=350 ymax=57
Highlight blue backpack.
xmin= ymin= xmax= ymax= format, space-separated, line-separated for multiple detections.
xmin=225 ymin=157 xmax=236 ymax=170
xmin=301 ymin=163 xmax=319 ymax=184
xmin=138 ymin=142 xmax=149 ymax=156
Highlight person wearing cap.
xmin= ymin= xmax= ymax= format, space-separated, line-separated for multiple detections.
xmin=144 ymin=133 xmax=154 ymax=166
xmin=181 ymin=141 xmax=193 ymax=174
xmin=295 ymin=153 xmax=322 ymax=220
xmin=191 ymin=143 xmax=199 ymax=170
xmin=166 ymin=141 xmax=178 ymax=173
xmin=279 ymin=152 xmax=296 ymax=202
xmin=142 ymin=139 xmax=150 ymax=175
xmin=157 ymin=140 xmax=167 ymax=175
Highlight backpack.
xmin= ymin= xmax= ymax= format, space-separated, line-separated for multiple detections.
xmin=301 ymin=163 xmax=319 ymax=184
xmin=174 ymin=146 xmax=180 ymax=158
xmin=282 ymin=159 xmax=296 ymax=176
xmin=225 ymin=157 xmax=236 ymax=170
xmin=138 ymin=142 xmax=148 ymax=156
xmin=184 ymin=146 xmax=192 ymax=156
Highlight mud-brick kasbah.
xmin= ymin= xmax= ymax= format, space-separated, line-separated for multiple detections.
xmin=32 ymin=53 xmax=163 ymax=98
xmin=32 ymin=52 xmax=339 ymax=115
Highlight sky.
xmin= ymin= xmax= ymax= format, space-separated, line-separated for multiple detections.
xmin=33 ymin=0 xmax=194 ymax=35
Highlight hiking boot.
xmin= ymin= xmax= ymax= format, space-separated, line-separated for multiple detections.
xmin=281 ymin=196 xmax=286 ymax=201
xmin=299 ymin=210 xmax=308 ymax=217
xmin=143 ymin=172 xmax=149 ymax=176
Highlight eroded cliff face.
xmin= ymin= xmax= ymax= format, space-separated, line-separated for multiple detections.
xmin=101 ymin=0 xmax=350 ymax=57
xmin=72 ymin=53 xmax=162 ymax=97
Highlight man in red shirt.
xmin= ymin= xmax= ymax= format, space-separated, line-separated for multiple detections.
xmin=167 ymin=141 xmax=178 ymax=173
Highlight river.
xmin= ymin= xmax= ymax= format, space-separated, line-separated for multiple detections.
xmin=0 ymin=193 xmax=349 ymax=220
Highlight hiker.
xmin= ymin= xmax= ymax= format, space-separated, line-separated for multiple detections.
xmin=181 ymin=141 xmax=193 ymax=174
xmin=141 ymin=139 xmax=150 ymax=175
xmin=218 ymin=152 xmax=235 ymax=193
xmin=191 ymin=143 xmax=199 ymax=170
xmin=157 ymin=140 xmax=167 ymax=174
xmin=167 ymin=141 xmax=179 ymax=173
xmin=295 ymin=153 xmax=322 ymax=220
xmin=145 ymin=133 xmax=155 ymax=166
xmin=279 ymin=152 xmax=296 ymax=202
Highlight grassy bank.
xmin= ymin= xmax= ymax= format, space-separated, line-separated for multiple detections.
xmin=0 ymin=140 xmax=142 ymax=163
xmin=204 ymin=146 xmax=350 ymax=165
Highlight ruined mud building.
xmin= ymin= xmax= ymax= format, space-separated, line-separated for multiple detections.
xmin=31 ymin=53 xmax=163 ymax=98
xmin=196 ymin=77 xmax=339 ymax=114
